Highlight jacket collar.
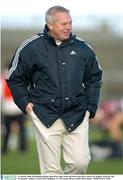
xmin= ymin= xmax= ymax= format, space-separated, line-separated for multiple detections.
xmin=43 ymin=24 xmax=76 ymax=47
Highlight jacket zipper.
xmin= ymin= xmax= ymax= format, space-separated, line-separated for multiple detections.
xmin=55 ymin=46 xmax=63 ymax=116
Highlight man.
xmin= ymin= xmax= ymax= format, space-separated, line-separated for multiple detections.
xmin=6 ymin=6 xmax=102 ymax=174
xmin=91 ymin=99 xmax=123 ymax=158
xmin=1 ymin=77 xmax=27 ymax=153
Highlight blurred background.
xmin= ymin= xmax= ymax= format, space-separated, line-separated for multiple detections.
xmin=1 ymin=0 xmax=123 ymax=174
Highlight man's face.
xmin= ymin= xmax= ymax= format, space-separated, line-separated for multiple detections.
xmin=48 ymin=12 xmax=72 ymax=41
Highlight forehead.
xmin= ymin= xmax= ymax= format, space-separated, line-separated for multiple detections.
xmin=53 ymin=12 xmax=72 ymax=23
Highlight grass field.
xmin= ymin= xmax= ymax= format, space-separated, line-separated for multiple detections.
xmin=1 ymin=123 xmax=123 ymax=174
xmin=1 ymin=140 xmax=123 ymax=174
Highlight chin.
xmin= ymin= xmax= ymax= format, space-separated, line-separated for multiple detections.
xmin=63 ymin=36 xmax=69 ymax=41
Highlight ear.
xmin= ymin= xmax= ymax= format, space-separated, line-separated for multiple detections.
xmin=47 ymin=23 xmax=53 ymax=30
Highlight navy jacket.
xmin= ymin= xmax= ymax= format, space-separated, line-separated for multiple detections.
xmin=6 ymin=26 xmax=103 ymax=132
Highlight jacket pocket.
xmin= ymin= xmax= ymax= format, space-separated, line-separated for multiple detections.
xmin=71 ymin=95 xmax=87 ymax=110
xmin=40 ymin=97 xmax=60 ymax=113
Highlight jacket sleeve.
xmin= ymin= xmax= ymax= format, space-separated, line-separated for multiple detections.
xmin=6 ymin=50 xmax=32 ymax=114
xmin=83 ymin=51 xmax=103 ymax=118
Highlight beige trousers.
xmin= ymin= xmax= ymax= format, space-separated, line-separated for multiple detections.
xmin=29 ymin=111 xmax=91 ymax=175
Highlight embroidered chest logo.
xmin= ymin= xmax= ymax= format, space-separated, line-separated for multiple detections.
xmin=70 ymin=50 xmax=76 ymax=55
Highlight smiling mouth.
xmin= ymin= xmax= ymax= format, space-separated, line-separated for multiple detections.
xmin=64 ymin=32 xmax=70 ymax=35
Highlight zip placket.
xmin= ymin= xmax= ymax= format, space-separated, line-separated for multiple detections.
xmin=55 ymin=46 xmax=63 ymax=116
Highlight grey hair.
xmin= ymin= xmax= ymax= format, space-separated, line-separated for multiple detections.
xmin=45 ymin=6 xmax=70 ymax=24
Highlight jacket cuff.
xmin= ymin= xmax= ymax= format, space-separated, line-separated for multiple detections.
xmin=14 ymin=96 xmax=29 ymax=114
xmin=87 ymin=104 xmax=97 ymax=118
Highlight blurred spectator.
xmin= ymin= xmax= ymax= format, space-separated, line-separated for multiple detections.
xmin=90 ymin=99 xmax=123 ymax=159
xmin=1 ymin=68 xmax=28 ymax=153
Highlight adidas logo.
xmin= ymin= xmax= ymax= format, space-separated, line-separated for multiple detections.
xmin=70 ymin=50 xmax=76 ymax=55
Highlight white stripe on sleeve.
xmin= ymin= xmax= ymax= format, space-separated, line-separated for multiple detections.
xmin=7 ymin=35 xmax=40 ymax=79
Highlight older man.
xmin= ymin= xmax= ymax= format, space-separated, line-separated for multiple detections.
xmin=6 ymin=6 xmax=102 ymax=174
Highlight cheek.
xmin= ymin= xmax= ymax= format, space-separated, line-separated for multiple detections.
xmin=56 ymin=25 xmax=64 ymax=31
xmin=53 ymin=27 xmax=62 ymax=33
xmin=56 ymin=29 xmax=64 ymax=35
